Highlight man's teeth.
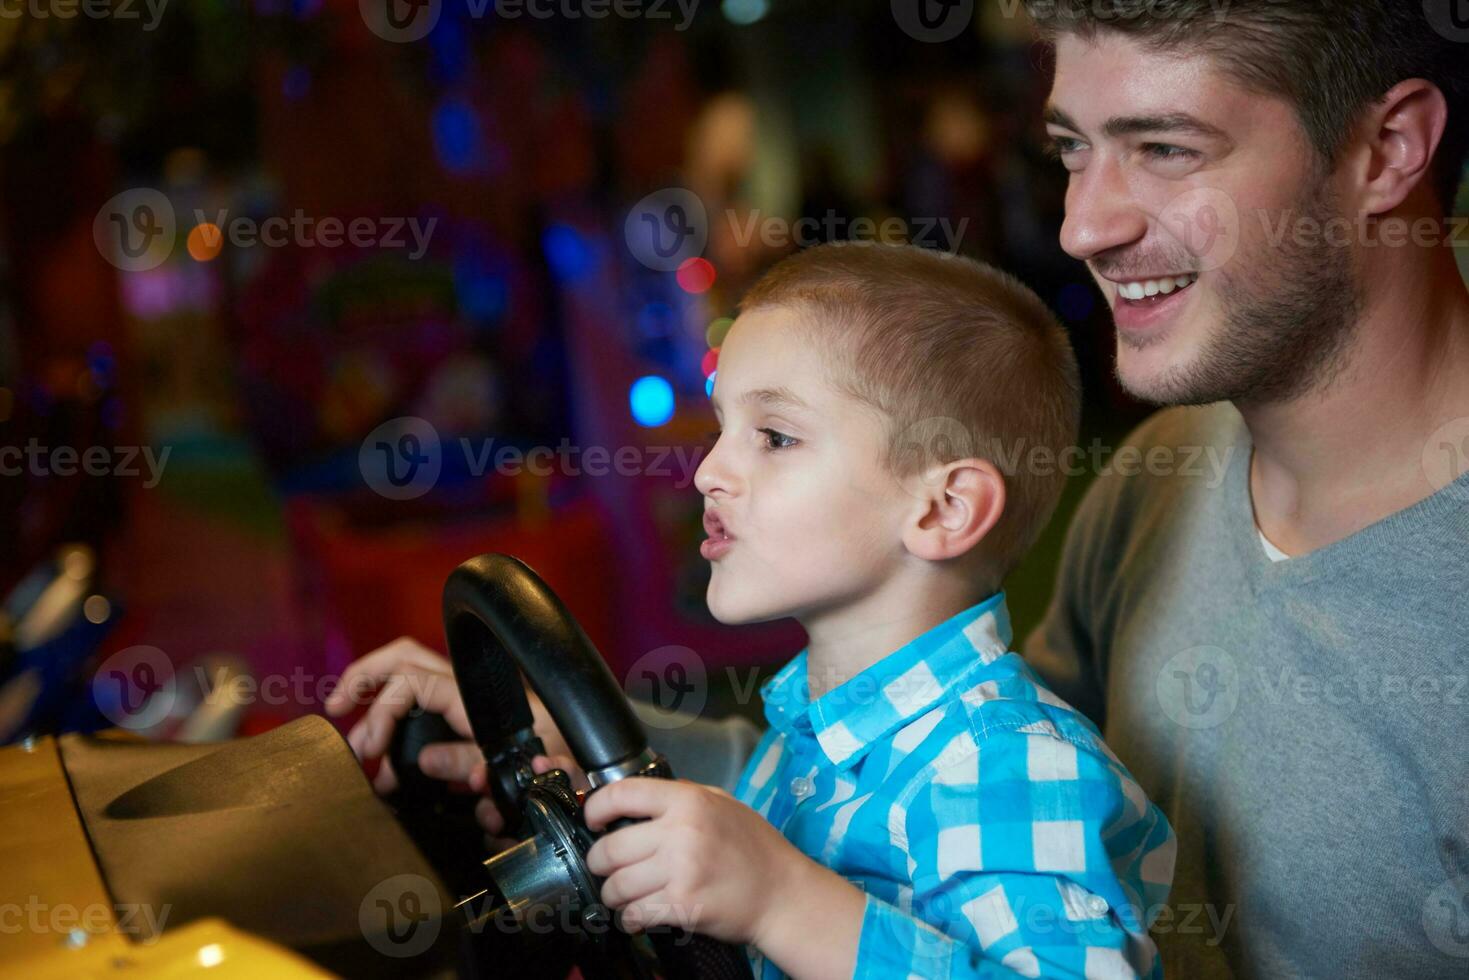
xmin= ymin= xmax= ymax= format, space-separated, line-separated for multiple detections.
xmin=1118 ymin=274 xmax=1198 ymax=300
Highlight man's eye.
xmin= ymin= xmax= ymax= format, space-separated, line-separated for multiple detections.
xmin=1044 ymin=136 xmax=1084 ymax=161
xmin=758 ymin=428 xmax=797 ymax=451
xmin=1141 ymin=143 xmax=1199 ymax=162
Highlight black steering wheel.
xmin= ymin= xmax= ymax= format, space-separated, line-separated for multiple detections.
xmin=438 ymin=552 xmax=752 ymax=980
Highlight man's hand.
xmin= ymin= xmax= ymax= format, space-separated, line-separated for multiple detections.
xmin=323 ymin=636 xmax=582 ymax=839
xmin=582 ymin=778 xmax=839 ymax=950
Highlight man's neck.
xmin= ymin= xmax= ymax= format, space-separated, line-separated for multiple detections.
xmin=1242 ymin=234 xmax=1469 ymax=555
xmin=797 ymin=566 xmax=990 ymax=700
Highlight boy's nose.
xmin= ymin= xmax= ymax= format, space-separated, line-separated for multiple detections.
xmin=693 ymin=439 xmax=734 ymax=498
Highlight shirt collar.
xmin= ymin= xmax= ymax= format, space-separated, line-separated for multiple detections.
xmin=759 ymin=592 xmax=1013 ymax=769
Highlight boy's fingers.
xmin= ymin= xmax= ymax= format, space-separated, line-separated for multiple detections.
xmin=600 ymin=860 xmax=668 ymax=911
xmin=418 ymin=741 xmax=483 ymax=782
xmin=623 ymin=892 xmax=698 ymax=934
xmin=468 ymin=762 xmax=488 ymax=793
xmin=585 ymin=823 xmax=661 ymax=876
xmin=345 ymin=718 xmax=378 ymax=761
xmin=582 ymin=777 xmax=680 ymax=830
xmin=372 ymin=755 xmax=400 ymax=794
xmin=325 ymin=639 xmax=446 ymax=712
xmin=356 ymin=671 xmax=466 ymax=758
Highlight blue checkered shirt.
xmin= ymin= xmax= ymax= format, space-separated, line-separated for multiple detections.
xmin=732 ymin=593 xmax=1175 ymax=978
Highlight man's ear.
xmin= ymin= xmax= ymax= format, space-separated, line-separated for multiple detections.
xmin=1352 ymin=78 xmax=1449 ymax=217
xmin=902 ymin=458 xmax=1006 ymax=563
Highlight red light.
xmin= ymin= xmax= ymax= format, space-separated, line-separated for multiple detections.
xmin=677 ymin=257 xmax=716 ymax=294
xmin=700 ymin=347 xmax=720 ymax=378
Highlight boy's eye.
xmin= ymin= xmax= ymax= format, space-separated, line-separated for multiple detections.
xmin=759 ymin=428 xmax=797 ymax=451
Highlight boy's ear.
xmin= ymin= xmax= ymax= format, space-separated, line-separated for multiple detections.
xmin=901 ymin=458 xmax=1005 ymax=563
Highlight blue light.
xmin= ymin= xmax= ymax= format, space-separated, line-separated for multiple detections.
xmin=454 ymin=251 xmax=508 ymax=322
xmin=432 ymin=97 xmax=488 ymax=175
xmin=630 ymin=375 xmax=675 ymax=427
xmin=542 ymin=224 xmax=595 ymax=283
xmin=722 ymin=0 xmax=768 ymax=25
xmin=705 ymin=371 xmax=716 ymax=398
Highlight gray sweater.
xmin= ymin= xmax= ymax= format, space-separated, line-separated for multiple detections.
xmin=1024 ymin=403 xmax=1469 ymax=979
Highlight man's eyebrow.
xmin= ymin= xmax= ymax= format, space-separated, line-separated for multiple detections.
xmin=710 ymin=386 xmax=813 ymax=415
xmin=1044 ymin=105 xmax=1083 ymax=133
xmin=1044 ymin=105 xmax=1232 ymax=143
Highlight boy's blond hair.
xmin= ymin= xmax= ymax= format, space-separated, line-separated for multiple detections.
xmin=739 ymin=242 xmax=1081 ymax=589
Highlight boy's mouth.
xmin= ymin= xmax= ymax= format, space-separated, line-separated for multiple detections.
xmin=701 ymin=510 xmax=734 ymax=560
xmin=703 ymin=510 xmax=734 ymax=539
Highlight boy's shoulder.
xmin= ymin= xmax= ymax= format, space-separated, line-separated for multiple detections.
xmin=879 ymin=652 xmax=1142 ymax=811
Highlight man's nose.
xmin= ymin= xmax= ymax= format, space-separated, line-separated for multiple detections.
xmin=1060 ymin=155 xmax=1148 ymax=262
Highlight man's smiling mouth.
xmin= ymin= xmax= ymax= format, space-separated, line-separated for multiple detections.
xmin=1113 ymin=273 xmax=1199 ymax=303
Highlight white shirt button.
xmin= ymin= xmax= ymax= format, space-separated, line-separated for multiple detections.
xmin=789 ymin=776 xmax=814 ymax=799
xmin=1087 ymin=895 xmax=1109 ymax=916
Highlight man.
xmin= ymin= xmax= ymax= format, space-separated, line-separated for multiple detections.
xmin=1022 ymin=2 xmax=1469 ymax=977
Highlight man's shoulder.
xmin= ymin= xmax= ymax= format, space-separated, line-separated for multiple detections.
xmin=1120 ymin=402 xmax=1242 ymax=453
xmin=1067 ymin=402 xmax=1245 ymax=547
xmin=1106 ymin=402 xmax=1244 ymax=499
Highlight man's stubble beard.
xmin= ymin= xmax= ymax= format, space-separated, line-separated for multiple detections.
xmin=1118 ymin=179 xmax=1365 ymax=408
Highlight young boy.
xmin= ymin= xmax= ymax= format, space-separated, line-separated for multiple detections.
xmin=580 ymin=242 xmax=1175 ymax=978
xmin=331 ymin=242 xmax=1174 ymax=978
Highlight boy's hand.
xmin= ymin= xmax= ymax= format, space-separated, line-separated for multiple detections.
xmin=323 ymin=636 xmax=582 ymax=838
xmin=582 ymin=778 xmax=815 ymax=947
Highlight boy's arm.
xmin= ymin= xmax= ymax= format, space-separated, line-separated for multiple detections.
xmin=582 ymin=735 xmax=1173 ymax=980
xmin=748 ymin=858 xmax=864 ymax=980
xmin=750 ymin=863 xmax=1099 ymax=980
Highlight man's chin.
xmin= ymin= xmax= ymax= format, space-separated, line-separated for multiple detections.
xmin=1116 ymin=346 xmax=1182 ymax=405
xmin=1114 ymin=327 xmax=1218 ymax=406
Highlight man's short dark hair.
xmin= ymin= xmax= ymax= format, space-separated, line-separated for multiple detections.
xmin=1026 ymin=0 xmax=1469 ymax=216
